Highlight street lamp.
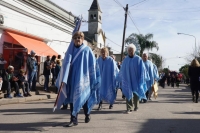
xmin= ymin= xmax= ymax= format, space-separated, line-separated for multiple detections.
xmin=177 ymin=32 xmax=197 ymax=57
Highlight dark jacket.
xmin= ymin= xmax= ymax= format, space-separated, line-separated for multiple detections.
xmin=16 ymin=74 xmax=26 ymax=85
xmin=55 ymin=64 xmax=61 ymax=77
xmin=3 ymin=70 xmax=15 ymax=82
xmin=43 ymin=60 xmax=51 ymax=75
xmin=27 ymin=56 xmax=38 ymax=71
xmin=188 ymin=66 xmax=200 ymax=88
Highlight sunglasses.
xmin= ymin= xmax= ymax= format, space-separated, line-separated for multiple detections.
xmin=73 ymin=36 xmax=81 ymax=40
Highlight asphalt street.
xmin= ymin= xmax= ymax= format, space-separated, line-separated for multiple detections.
xmin=0 ymin=84 xmax=199 ymax=133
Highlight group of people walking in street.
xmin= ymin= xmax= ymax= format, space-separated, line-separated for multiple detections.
xmin=55 ymin=31 xmax=160 ymax=127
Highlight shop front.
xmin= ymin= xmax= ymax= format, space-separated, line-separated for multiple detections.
xmin=1 ymin=30 xmax=58 ymax=75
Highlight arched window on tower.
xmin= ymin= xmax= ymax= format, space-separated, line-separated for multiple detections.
xmin=94 ymin=14 xmax=96 ymax=19
xmin=99 ymin=15 xmax=101 ymax=20
xmin=90 ymin=14 xmax=93 ymax=19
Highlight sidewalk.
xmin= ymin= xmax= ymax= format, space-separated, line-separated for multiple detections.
xmin=0 ymin=85 xmax=57 ymax=105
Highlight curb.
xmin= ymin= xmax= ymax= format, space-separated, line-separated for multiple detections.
xmin=0 ymin=93 xmax=57 ymax=105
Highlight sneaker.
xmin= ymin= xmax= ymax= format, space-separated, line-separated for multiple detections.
xmin=66 ymin=121 xmax=78 ymax=127
xmin=16 ymin=94 xmax=23 ymax=97
xmin=109 ymin=105 xmax=113 ymax=109
xmin=7 ymin=94 xmax=13 ymax=98
xmin=125 ymin=110 xmax=132 ymax=114
xmin=134 ymin=107 xmax=138 ymax=111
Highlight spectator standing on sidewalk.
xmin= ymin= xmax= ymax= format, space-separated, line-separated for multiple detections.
xmin=56 ymin=55 xmax=62 ymax=66
xmin=43 ymin=56 xmax=51 ymax=92
xmin=0 ymin=53 xmax=7 ymax=75
xmin=50 ymin=55 xmax=57 ymax=86
xmin=27 ymin=50 xmax=39 ymax=91
xmin=0 ymin=53 xmax=7 ymax=92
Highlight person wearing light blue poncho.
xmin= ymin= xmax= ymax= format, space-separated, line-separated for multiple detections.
xmin=55 ymin=31 xmax=101 ymax=127
xmin=142 ymin=53 xmax=155 ymax=102
xmin=97 ymin=48 xmax=119 ymax=110
xmin=118 ymin=44 xmax=148 ymax=114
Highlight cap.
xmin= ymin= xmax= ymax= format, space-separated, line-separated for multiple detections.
xmin=30 ymin=50 xmax=36 ymax=55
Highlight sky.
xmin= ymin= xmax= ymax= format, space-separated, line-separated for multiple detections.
xmin=51 ymin=0 xmax=200 ymax=71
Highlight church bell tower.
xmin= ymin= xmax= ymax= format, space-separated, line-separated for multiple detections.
xmin=88 ymin=0 xmax=102 ymax=35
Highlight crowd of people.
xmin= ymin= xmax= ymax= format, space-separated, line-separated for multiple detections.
xmin=0 ymin=29 xmax=199 ymax=128
xmin=0 ymin=50 xmax=62 ymax=98
xmin=159 ymin=72 xmax=182 ymax=88
xmin=53 ymin=31 xmax=160 ymax=127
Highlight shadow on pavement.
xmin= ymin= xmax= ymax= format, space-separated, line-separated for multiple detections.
xmin=173 ymin=111 xmax=200 ymax=115
xmin=0 ymin=122 xmax=66 ymax=132
xmin=136 ymin=119 xmax=200 ymax=133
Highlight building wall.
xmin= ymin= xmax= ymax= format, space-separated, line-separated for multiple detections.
xmin=0 ymin=29 xmax=3 ymax=53
xmin=0 ymin=0 xmax=74 ymax=58
xmin=97 ymin=33 xmax=105 ymax=49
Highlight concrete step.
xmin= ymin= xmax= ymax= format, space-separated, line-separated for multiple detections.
xmin=0 ymin=90 xmax=57 ymax=105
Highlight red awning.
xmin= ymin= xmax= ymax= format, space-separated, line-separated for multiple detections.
xmin=4 ymin=31 xmax=58 ymax=56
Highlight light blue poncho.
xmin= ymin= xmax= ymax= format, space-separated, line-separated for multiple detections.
xmin=143 ymin=60 xmax=155 ymax=91
xmin=65 ymin=44 xmax=101 ymax=115
xmin=118 ymin=55 xmax=148 ymax=100
xmin=97 ymin=56 xmax=119 ymax=104
xmin=153 ymin=63 xmax=160 ymax=81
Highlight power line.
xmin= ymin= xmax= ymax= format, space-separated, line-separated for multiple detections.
xmin=63 ymin=0 xmax=121 ymax=8
xmin=106 ymin=38 xmax=122 ymax=47
xmin=130 ymin=0 xmax=148 ymax=7
xmin=113 ymin=0 xmax=124 ymax=8
xmin=128 ymin=12 xmax=141 ymax=34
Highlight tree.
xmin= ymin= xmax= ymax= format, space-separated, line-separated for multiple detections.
xmin=125 ymin=33 xmax=159 ymax=56
xmin=148 ymin=53 xmax=162 ymax=69
xmin=179 ymin=64 xmax=189 ymax=78
xmin=162 ymin=68 xmax=170 ymax=74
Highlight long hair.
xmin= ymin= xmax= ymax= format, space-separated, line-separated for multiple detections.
xmin=190 ymin=59 xmax=200 ymax=67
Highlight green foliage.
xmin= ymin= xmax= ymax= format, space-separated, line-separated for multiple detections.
xmin=179 ymin=64 xmax=189 ymax=78
xmin=125 ymin=33 xmax=159 ymax=57
xmin=149 ymin=53 xmax=162 ymax=69
xmin=163 ymin=68 xmax=170 ymax=74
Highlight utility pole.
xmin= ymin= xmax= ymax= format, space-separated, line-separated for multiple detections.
xmin=120 ymin=4 xmax=128 ymax=61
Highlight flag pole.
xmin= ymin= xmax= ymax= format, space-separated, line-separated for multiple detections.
xmin=53 ymin=82 xmax=64 ymax=112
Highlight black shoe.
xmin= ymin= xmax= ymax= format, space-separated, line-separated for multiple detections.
xmin=122 ymin=95 xmax=125 ymax=99
xmin=85 ymin=116 xmax=91 ymax=123
xmin=66 ymin=121 xmax=78 ymax=127
xmin=134 ymin=107 xmax=138 ymax=111
xmin=27 ymin=93 xmax=32 ymax=96
xmin=109 ymin=105 xmax=113 ymax=109
xmin=97 ymin=105 xmax=102 ymax=110
xmin=24 ymin=94 xmax=28 ymax=97
xmin=192 ymin=96 xmax=195 ymax=102
xmin=61 ymin=104 xmax=68 ymax=110
xmin=139 ymin=100 xmax=143 ymax=103
xmin=196 ymin=99 xmax=198 ymax=103
xmin=143 ymin=99 xmax=147 ymax=103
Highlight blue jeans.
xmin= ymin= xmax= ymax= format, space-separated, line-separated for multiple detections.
xmin=28 ymin=70 xmax=37 ymax=91
xmin=44 ymin=74 xmax=49 ymax=91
